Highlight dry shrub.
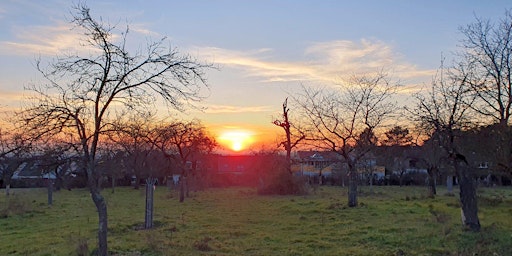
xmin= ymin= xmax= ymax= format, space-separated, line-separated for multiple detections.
xmin=75 ymin=238 xmax=89 ymax=256
xmin=0 ymin=196 xmax=32 ymax=217
xmin=257 ymin=168 xmax=310 ymax=195
xmin=193 ymin=236 xmax=212 ymax=251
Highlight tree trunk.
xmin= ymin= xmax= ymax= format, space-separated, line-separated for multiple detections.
xmin=90 ymin=188 xmax=108 ymax=256
xmin=185 ymin=176 xmax=190 ymax=197
xmin=133 ymin=174 xmax=140 ymax=189
xmin=179 ymin=176 xmax=185 ymax=203
xmin=145 ymin=178 xmax=157 ymax=229
xmin=427 ymin=167 xmax=437 ymax=198
xmin=166 ymin=176 xmax=172 ymax=192
xmin=369 ymin=172 xmax=374 ymax=193
xmin=457 ymin=162 xmax=480 ymax=231
xmin=111 ymin=176 xmax=115 ymax=194
xmin=446 ymin=175 xmax=453 ymax=194
xmin=348 ymin=169 xmax=358 ymax=207
xmin=47 ymin=179 xmax=53 ymax=206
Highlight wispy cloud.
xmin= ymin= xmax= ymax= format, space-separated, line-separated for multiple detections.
xmin=0 ymin=20 xmax=161 ymax=56
xmin=203 ymin=104 xmax=272 ymax=114
xmin=194 ymin=39 xmax=435 ymax=85
xmin=0 ymin=22 xmax=85 ymax=56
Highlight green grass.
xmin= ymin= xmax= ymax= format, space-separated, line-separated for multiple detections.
xmin=1 ymin=185 xmax=511 ymax=255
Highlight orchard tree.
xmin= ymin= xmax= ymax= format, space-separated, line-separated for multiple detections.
xmin=153 ymin=120 xmax=216 ymax=202
xmin=108 ymin=113 xmax=168 ymax=229
xmin=18 ymin=4 xmax=211 ymax=255
xmin=456 ymin=9 xmax=512 ymax=179
xmin=457 ymin=9 xmax=512 ymax=126
xmin=294 ymin=72 xmax=397 ymax=207
xmin=409 ymin=65 xmax=481 ymax=231
xmin=0 ymin=131 xmax=31 ymax=196
xmin=108 ymin=113 xmax=157 ymax=190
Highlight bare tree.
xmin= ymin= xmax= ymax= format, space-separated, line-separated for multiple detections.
xmin=273 ymin=97 xmax=305 ymax=174
xmin=456 ymin=9 xmax=512 ymax=180
xmin=0 ymin=131 xmax=31 ymax=196
xmin=17 ymin=4 xmax=211 ymax=254
xmin=108 ymin=113 xmax=169 ymax=229
xmin=109 ymin=113 xmax=156 ymax=189
xmin=294 ymin=72 xmax=397 ymax=207
xmin=153 ymin=120 xmax=216 ymax=202
xmin=409 ymin=65 xmax=481 ymax=231
xmin=457 ymin=9 xmax=512 ymax=126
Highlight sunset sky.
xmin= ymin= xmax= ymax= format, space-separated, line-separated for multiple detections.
xmin=0 ymin=0 xmax=511 ymax=153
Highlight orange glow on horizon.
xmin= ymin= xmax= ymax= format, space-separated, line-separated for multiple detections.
xmin=217 ymin=130 xmax=255 ymax=152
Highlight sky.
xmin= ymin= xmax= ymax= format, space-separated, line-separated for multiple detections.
xmin=0 ymin=0 xmax=511 ymax=153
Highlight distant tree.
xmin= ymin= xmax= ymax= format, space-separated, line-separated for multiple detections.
xmin=153 ymin=120 xmax=216 ymax=202
xmin=109 ymin=114 xmax=156 ymax=189
xmin=380 ymin=126 xmax=414 ymax=187
xmin=32 ymin=141 xmax=79 ymax=205
xmin=382 ymin=126 xmax=413 ymax=146
xmin=109 ymin=113 xmax=171 ymax=229
xmin=294 ymin=72 xmax=397 ymax=207
xmin=0 ymin=131 xmax=31 ymax=196
xmin=17 ymin=4 xmax=211 ymax=254
xmin=409 ymin=63 xmax=481 ymax=231
xmin=417 ymin=132 xmax=444 ymax=197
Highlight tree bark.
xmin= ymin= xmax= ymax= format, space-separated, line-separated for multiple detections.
xmin=348 ymin=169 xmax=358 ymax=207
xmin=427 ymin=167 xmax=437 ymax=198
xmin=47 ymin=179 xmax=53 ymax=206
xmin=179 ymin=176 xmax=185 ymax=203
xmin=90 ymin=188 xmax=108 ymax=255
xmin=456 ymin=162 xmax=480 ymax=231
xmin=145 ymin=178 xmax=157 ymax=229
xmin=446 ymin=175 xmax=453 ymax=194
xmin=111 ymin=176 xmax=115 ymax=194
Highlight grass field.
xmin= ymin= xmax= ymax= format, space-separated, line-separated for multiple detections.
xmin=1 ymin=185 xmax=511 ymax=255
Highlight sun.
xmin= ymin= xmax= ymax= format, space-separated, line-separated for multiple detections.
xmin=217 ymin=130 xmax=254 ymax=152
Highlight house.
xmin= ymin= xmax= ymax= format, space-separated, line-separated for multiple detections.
xmin=292 ymin=151 xmax=342 ymax=184
xmin=11 ymin=161 xmax=56 ymax=188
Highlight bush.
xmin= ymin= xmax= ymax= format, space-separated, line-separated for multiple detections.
xmin=257 ymin=168 xmax=310 ymax=195
xmin=0 ymin=196 xmax=32 ymax=217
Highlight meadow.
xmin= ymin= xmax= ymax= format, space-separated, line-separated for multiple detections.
xmin=1 ymin=185 xmax=511 ymax=256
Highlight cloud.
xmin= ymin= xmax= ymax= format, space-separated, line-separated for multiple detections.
xmin=0 ymin=20 xmax=160 ymax=56
xmin=194 ymin=39 xmax=435 ymax=86
xmin=203 ymin=104 xmax=272 ymax=114
xmin=0 ymin=22 xmax=86 ymax=56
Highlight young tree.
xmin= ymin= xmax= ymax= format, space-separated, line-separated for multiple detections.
xmin=18 ymin=4 xmax=211 ymax=254
xmin=153 ymin=120 xmax=216 ymax=202
xmin=409 ymin=65 xmax=481 ymax=231
xmin=294 ymin=72 xmax=397 ymax=207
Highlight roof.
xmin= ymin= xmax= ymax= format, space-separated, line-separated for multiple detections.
xmin=295 ymin=151 xmax=340 ymax=162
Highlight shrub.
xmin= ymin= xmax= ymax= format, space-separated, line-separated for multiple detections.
xmin=0 ymin=196 xmax=32 ymax=217
xmin=193 ymin=236 xmax=212 ymax=251
xmin=257 ymin=168 xmax=310 ymax=195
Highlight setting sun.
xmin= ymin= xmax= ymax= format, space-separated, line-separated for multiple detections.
xmin=217 ymin=130 xmax=255 ymax=152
